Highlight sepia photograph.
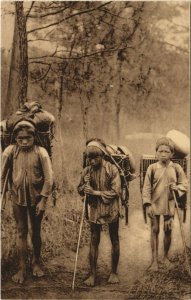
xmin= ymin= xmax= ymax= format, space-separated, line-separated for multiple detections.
xmin=1 ymin=1 xmax=190 ymax=299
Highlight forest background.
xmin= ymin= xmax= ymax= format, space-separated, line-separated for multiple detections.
xmin=1 ymin=1 xmax=190 ymax=295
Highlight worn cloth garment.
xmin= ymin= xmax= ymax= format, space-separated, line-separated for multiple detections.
xmin=1 ymin=145 xmax=53 ymax=206
xmin=78 ymin=160 xmax=121 ymax=224
xmin=142 ymin=161 xmax=188 ymax=216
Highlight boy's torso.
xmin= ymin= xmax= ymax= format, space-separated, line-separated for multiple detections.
xmin=85 ymin=160 xmax=120 ymax=224
xmin=12 ymin=145 xmax=43 ymax=188
xmin=151 ymin=161 xmax=177 ymax=189
xmin=150 ymin=161 xmax=177 ymax=215
xmin=9 ymin=145 xmax=45 ymax=206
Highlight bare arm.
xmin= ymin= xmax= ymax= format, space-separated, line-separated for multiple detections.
xmin=142 ymin=165 xmax=153 ymax=207
xmin=1 ymin=145 xmax=14 ymax=192
xmin=38 ymin=147 xmax=53 ymax=198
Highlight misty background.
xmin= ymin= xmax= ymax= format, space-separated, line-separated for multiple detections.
xmin=1 ymin=2 xmax=190 ymax=296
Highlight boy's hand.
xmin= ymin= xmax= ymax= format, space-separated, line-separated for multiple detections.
xmin=84 ymin=185 xmax=101 ymax=196
xmin=169 ymin=183 xmax=178 ymax=191
xmin=84 ymin=174 xmax=90 ymax=183
xmin=36 ymin=196 xmax=47 ymax=215
xmin=147 ymin=205 xmax=154 ymax=219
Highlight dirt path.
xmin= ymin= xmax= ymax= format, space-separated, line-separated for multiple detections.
xmin=1 ymin=208 xmax=190 ymax=299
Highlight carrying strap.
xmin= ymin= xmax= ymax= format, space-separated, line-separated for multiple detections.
xmin=36 ymin=145 xmax=43 ymax=166
xmin=150 ymin=162 xmax=179 ymax=188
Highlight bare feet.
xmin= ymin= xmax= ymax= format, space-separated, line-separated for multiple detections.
xmin=32 ymin=264 xmax=44 ymax=277
xmin=162 ymin=257 xmax=173 ymax=269
xmin=12 ymin=269 xmax=26 ymax=284
xmin=108 ymin=273 xmax=119 ymax=284
xmin=84 ymin=275 xmax=95 ymax=287
xmin=147 ymin=260 xmax=159 ymax=272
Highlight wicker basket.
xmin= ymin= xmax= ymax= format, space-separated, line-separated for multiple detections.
xmin=140 ymin=154 xmax=188 ymax=191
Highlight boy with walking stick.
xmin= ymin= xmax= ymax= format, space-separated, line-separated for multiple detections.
xmin=1 ymin=121 xmax=53 ymax=284
xmin=142 ymin=137 xmax=188 ymax=271
xmin=77 ymin=140 xmax=121 ymax=287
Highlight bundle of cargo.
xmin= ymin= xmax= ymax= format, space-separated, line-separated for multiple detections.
xmin=166 ymin=129 xmax=190 ymax=158
xmin=0 ymin=120 xmax=11 ymax=151
xmin=0 ymin=101 xmax=55 ymax=157
xmin=105 ymin=144 xmax=136 ymax=182
xmin=83 ymin=141 xmax=136 ymax=182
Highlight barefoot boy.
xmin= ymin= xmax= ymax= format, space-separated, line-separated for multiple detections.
xmin=78 ymin=140 xmax=121 ymax=286
xmin=142 ymin=137 xmax=188 ymax=271
xmin=1 ymin=121 xmax=53 ymax=283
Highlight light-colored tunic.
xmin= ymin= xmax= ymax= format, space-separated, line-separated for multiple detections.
xmin=1 ymin=145 xmax=53 ymax=206
xmin=78 ymin=160 xmax=121 ymax=224
xmin=142 ymin=161 xmax=188 ymax=216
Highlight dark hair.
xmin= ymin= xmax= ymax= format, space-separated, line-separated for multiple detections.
xmin=155 ymin=137 xmax=174 ymax=153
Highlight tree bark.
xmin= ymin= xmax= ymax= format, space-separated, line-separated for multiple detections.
xmin=114 ymin=61 xmax=122 ymax=140
xmin=4 ymin=2 xmax=28 ymax=119
xmin=4 ymin=9 xmax=19 ymax=118
xmin=15 ymin=1 xmax=28 ymax=107
xmin=55 ymin=72 xmax=69 ymax=192
xmin=79 ymin=89 xmax=89 ymax=141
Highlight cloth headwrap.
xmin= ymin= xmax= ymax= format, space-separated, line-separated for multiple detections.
xmin=86 ymin=141 xmax=108 ymax=155
xmin=13 ymin=120 xmax=36 ymax=133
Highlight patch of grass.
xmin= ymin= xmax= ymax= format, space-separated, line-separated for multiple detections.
xmin=127 ymin=251 xmax=191 ymax=299
xmin=1 ymin=191 xmax=90 ymax=276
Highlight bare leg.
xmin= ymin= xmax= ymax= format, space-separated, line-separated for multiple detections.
xmin=108 ymin=220 xmax=120 ymax=283
xmin=84 ymin=223 xmax=101 ymax=287
xmin=163 ymin=216 xmax=173 ymax=268
xmin=148 ymin=215 xmax=160 ymax=271
xmin=12 ymin=205 xmax=28 ymax=284
xmin=29 ymin=207 xmax=45 ymax=277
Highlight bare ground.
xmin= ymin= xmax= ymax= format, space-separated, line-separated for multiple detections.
xmin=1 ymin=206 xmax=191 ymax=300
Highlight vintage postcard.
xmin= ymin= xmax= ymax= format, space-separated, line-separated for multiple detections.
xmin=1 ymin=1 xmax=190 ymax=299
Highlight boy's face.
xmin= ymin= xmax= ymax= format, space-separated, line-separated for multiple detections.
xmin=88 ymin=154 xmax=102 ymax=169
xmin=156 ymin=145 xmax=173 ymax=163
xmin=16 ymin=131 xmax=34 ymax=150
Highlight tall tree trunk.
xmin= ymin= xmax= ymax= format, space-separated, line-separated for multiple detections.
xmin=79 ymin=89 xmax=89 ymax=141
xmin=15 ymin=1 xmax=28 ymax=107
xmin=114 ymin=61 xmax=122 ymax=140
xmin=55 ymin=72 xmax=69 ymax=193
xmin=4 ymin=2 xmax=28 ymax=118
xmin=4 ymin=9 xmax=20 ymax=118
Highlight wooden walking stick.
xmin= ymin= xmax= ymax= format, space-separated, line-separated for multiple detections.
xmin=172 ymin=190 xmax=191 ymax=276
xmin=72 ymin=194 xmax=87 ymax=291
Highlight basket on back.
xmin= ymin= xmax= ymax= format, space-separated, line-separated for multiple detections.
xmin=83 ymin=143 xmax=136 ymax=183
xmin=140 ymin=154 xmax=188 ymax=223
xmin=140 ymin=154 xmax=188 ymax=192
xmin=0 ymin=101 xmax=55 ymax=157
xmin=105 ymin=144 xmax=136 ymax=182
